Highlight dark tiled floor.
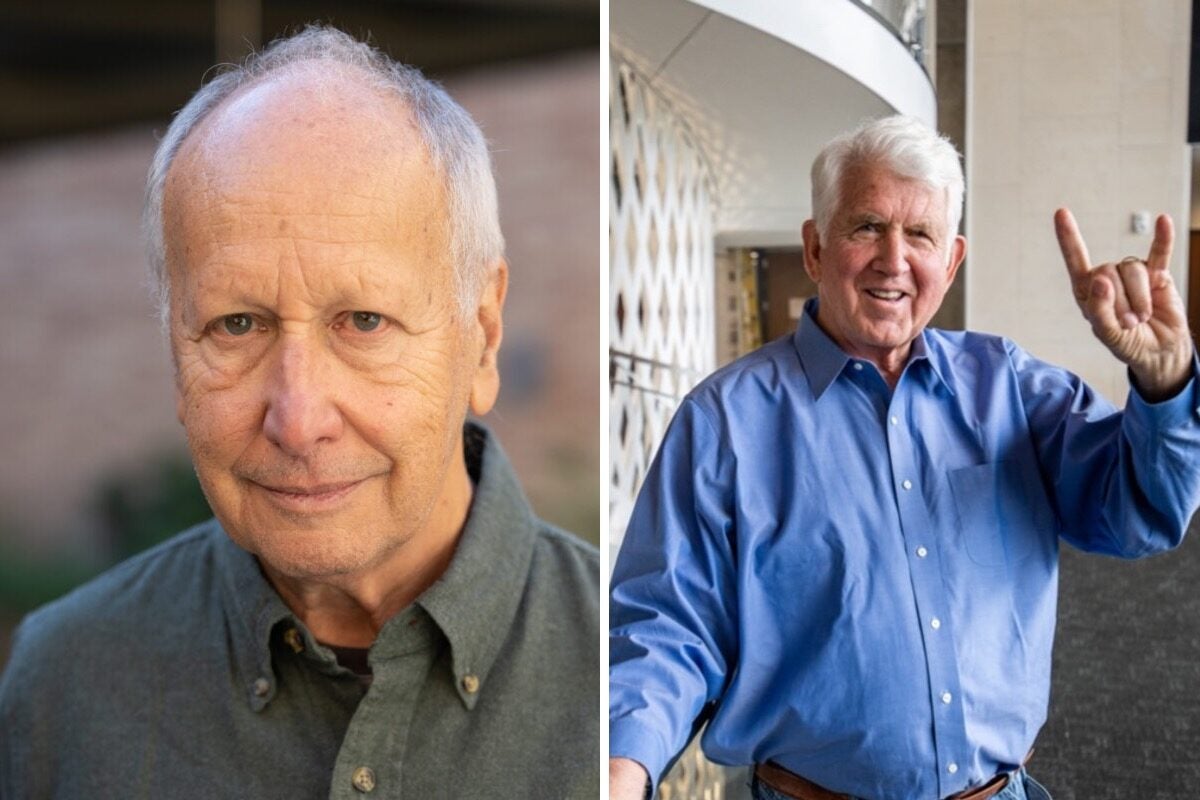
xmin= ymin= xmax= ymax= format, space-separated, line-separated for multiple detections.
xmin=1035 ymin=514 xmax=1200 ymax=798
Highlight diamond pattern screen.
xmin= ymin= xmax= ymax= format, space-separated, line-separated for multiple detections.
xmin=609 ymin=59 xmax=716 ymax=557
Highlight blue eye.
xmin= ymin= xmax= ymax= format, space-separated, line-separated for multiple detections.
xmin=351 ymin=311 xmax=382 ymax=332
xmin=222 ymin=314 xmax=253 ymax=335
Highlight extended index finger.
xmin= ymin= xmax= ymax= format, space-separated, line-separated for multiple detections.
xmin=1146 ymin=213 xmax=1174 ymax=272
xmin=1054 ymin=207 xmax=1092 ymax=282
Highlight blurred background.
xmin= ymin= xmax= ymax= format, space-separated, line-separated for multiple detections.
xmin=0 ymin=0 xmax=600 ymax=664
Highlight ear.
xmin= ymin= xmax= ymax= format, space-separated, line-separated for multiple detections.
xmin=801 ymin=220 xmax=823 ymax=283
xmin=469 ymin=258 xmax=508 ymax=416
xmin=946 ymin=234 xmax=967 ymax=284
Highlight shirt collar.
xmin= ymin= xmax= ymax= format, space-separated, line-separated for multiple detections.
xmin=911 ymin=329 xmax=957 ymax=396
xmin=792 ymin=298 xmax=955 ymax=398
xmin=410 ymin=423 xmax=538 ymax=711
xmin=214 ymin=422 xmax=539 ymax=712
xmin=214 ymin=521 xmax=294 ymax=713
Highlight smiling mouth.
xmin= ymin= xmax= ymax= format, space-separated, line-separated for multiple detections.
xmin=865 ymin=289 xmax=907 ymax=301
xmin=253 ymin=479 xmax=366 ymax=511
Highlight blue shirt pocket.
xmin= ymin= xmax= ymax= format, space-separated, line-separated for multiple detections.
xmin=947 ymin=460 xmax=1052 ymax=567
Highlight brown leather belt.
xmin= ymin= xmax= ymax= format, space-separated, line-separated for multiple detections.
xmin=754 ymin=761 xmax=1014 ymax=800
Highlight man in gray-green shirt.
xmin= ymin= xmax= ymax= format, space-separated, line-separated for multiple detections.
xmin=0 ymin=26 xmax=598 ymax=800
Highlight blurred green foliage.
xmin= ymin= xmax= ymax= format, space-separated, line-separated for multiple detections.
xmin=96 ymin=453 xmax=212 ymax=561
xmin=0 ymin=451 xmax=210 ymax=613
xmin=544 ymin=443 xmax=600 ymax=546
xmin=0 ymin=540 xmax=97 ymax=613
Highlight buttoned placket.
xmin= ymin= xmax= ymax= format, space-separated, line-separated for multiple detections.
xmin=328 ymin=607 xmax=442 ymax=799
xmin=884 ymin=367 xmax=972 ymax=796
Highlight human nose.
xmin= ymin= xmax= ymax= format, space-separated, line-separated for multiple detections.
xmin=873 ymin=229 xmax=909 ymax=276
xmin=261 ymin=334 xmax=343 ymax=457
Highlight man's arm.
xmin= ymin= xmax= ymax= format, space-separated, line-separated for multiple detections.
xmin=609 ymin=396 xmax=738 ymax=794
xmin=1016 ymin=209 xmax=1200 ymax=554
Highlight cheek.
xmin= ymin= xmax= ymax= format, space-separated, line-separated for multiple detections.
xmin=181 ymin=385 xmax=262 ymax=469
xmin=175 ymin=352 xmax=263 ymax=464
xmin=348 ymin=344 xmax=473 ymax=447
xmin=915 ymin=265 xmax=953 ymax=302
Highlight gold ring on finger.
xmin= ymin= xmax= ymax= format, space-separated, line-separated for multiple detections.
xmin=1119 ymin=256 xmax=1143 ymax=265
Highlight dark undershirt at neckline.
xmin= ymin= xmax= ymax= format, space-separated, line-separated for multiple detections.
xmin=323 ymin=643 xmax=373 ymax=686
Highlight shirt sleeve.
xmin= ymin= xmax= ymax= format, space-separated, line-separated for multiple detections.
xmin=1010 ymin=341 xmax=1200 ymax=556
xmin=609 ymin=395 xmax=739 ymax=789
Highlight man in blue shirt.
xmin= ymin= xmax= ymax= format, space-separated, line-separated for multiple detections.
xmin=609 ymin=115 xmax=1200 ymax=800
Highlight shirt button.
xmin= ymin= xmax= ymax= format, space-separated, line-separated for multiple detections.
xmin=352 ymin=766 xmax=376 ymax=793
xmin=252 ymin=677 xmax=270 ymax=697
xmin=916 ymin=546 xmax=928 ymax=558
xmin=902 ymin=479 xmax=913 ymax=490
xmin=283 ymin=627 xmax=305 ymax=653
xmin=853 ymin=362 xmax=864 ymax=371
xmin=462 ymin=674 xmax=480 ymax=694
xmin=941 ymin=691 xmax=952 ymax=704
xmin=930 ymin=617 xmax=941 ymax=630
xmin=948 ymin=763 xmax=959 ymax=775
xmin=889 ymin=415 xmax=899 ymax=426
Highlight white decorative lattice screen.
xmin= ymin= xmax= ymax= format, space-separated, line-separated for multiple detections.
xmin=609 ymin=58 xmax=716 ymax=560
xmin=609 ymin=54 xmax=730 ymax=800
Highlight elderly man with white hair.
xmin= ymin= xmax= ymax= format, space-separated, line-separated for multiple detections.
xmin=609 ymin=115 xmax=1200 ymax=800
xmin=0 ymin=26 xmax=598 ymax=799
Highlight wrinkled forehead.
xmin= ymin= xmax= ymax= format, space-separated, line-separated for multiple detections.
xmin=161 ymin=67 xmax=453 ymax=282
xmin=166 ymin=65 xmax=442 ymax=223
xmin=837 ymin=162 xmax=949 ymax=224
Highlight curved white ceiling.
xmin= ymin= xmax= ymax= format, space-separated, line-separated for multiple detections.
xmin=612 ymin=0 xmax=936 ymax=246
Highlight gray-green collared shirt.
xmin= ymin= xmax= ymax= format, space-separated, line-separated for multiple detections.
xmin=0 ymin=426 xmax=599 ymax=799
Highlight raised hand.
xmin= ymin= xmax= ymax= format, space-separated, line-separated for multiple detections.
xmin=1054 ymin=207 xmax=1194 ymax=401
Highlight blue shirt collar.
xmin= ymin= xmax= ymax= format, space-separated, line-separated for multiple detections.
xmin=792 ymin=298 xmax=955 ymax=399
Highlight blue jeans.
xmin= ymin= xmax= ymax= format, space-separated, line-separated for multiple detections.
xmin=751 ymin=768 xmax=1054 ymax=800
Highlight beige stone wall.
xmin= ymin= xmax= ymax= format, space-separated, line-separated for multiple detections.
xmin=967 ymin=0 xmax=1191 ymax=404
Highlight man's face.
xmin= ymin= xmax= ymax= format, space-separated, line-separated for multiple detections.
xmin=802 ymin=164 xmax=965 ymax=370
xmin=163 ymin=74 xmax=503 ymax=580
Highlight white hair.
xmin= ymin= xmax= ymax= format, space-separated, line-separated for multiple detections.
xmin=810 ymin=115 xmax=963 ymax=247
xmin=143 ymin=25 xmax=504 ymax=327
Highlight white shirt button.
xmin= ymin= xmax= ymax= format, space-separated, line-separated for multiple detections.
xmin=890 ymin=415 xmax=899 ymax=426
xmin=941 ymin=691 xmax=952 ymax=704
xmin=853 ymin=362 xmax=864 ymax=371
xmin=916 ymin=546 xmax=928 ymax=558
xmin=252 ymin=677 xmax=270 ymax=697
xmin=902 ymin=479 xmax=913 ymax=490
xmin=948 ymin=763 xmax=959 ymax=775
xmin=930 ymin=617 xmax=941 ymax=630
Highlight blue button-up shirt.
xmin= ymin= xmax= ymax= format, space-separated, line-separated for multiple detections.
xmin=610 ymin=301 xmax=1200 ymax=799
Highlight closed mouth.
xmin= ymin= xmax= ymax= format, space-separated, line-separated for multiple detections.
xmin=260 ymin=481 xmax=361 ymax=496
xmin=252 ymin=478 xmax=367 ymax=511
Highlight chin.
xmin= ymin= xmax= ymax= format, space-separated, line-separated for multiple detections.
xmin=858 ymin=324 xmax=914 ymax=349
xmin=229 ymin=520 xmax=398 ymax=580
